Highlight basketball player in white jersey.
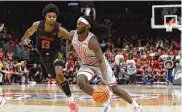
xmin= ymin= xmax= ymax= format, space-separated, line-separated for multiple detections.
xmin=69 ymin=16 xmax=144 ymax=112
xmin=0 ymin=23 xmax=7 ymax=108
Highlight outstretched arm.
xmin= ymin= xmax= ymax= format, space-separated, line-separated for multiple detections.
xmin=21 ymin=21 xmax=39 ymax=45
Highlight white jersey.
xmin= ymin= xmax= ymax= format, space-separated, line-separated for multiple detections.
xmin=72 ymin=31 xmax=116 ymax=86
xmin=72 ymin=31 xmax=99 ymax=66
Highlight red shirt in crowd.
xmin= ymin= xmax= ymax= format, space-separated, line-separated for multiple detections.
xmin=66 ymin=60 xmax=74 ymax=72
xmin=13 ymin=41 xmax=20 ymax=46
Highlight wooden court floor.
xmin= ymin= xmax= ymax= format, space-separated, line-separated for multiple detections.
xmin=0 ymin=84 xmax=181 ymax=112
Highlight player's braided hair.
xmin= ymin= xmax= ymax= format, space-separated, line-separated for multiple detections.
xmin=42 ymin=3 xmax=59 ymax=17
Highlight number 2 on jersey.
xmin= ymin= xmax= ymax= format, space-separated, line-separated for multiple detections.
xmin=42 ymin=40 xmax=50 ymax=49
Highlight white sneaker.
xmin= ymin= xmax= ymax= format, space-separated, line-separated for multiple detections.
xmin=0 ymin=97 xmax=6 ymax=108
xmin=103 ymin=98 xmax=111 ymax=112
xmin=103 ymin=89 xmax=112 ymax=112
xmin=134 ymin=105 xmax=144 ymax=112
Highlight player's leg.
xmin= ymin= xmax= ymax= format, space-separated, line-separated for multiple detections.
xmin=76 ymin=74 xmax=94 ymax=96
xmin=54 ymin=66 xmax=71 ymax=96
xmin=104 ymin=60 xmax=144 ymax=112
xmin=77 ymin=65 xmax=112 ymax=112
xmin=76 ymin=65 xmax=95 ymax=96
xmin=40 ymin=56 xmax=69 ymax=91
xmin=53 ymin=53 xmax=72 ymax=97
xmin=54 ymin=57 xmax=79 ymax=112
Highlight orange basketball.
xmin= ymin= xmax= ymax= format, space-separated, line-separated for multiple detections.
xmin=92 ymin=86 xmax=110 ymax=104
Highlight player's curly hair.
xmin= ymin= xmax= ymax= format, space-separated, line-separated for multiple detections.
xmin=42 ymin=3 xmax=59 ymax=17
xmin=81 ymin=15 xmax=98 ymax=35
xmin=81 ymin=15 xmax=94 ymax=27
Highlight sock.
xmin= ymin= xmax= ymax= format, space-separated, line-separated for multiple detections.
xmin=67 ymin=95 xmax=75 ymax=104
xmin=59 ymin=80 xmax=72 ymax=97
xmin=132 ymin=100 xmax=139 ymax=108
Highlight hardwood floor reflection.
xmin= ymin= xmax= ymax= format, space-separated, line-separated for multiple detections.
xmin=0 ymin=84 xmax=181 ymax=112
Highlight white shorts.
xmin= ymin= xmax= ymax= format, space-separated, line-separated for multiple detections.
xmin=77 ymin=60 xmax=117 ymax=86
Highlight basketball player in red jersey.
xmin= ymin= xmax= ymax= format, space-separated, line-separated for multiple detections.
xmin=69 ymin=16 xmax=144 ymax=112
xmin=21 ymin=4 xmax=79 ymax=112
xmin=0 ymin=23 xmax=7 ymax=108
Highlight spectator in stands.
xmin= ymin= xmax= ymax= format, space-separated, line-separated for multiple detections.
xmin=118 ymin=61 xmax=128 ymax=84
xmin=36 ymin=64 xmax=43 ymax=83
xmin=156 ymin=38 xmax=164 ymax=48
xmin=112 ymin=62 xmax=120 ymax=78
xmin=100 ymin=40 xmax=106 ymax=52
xmin=14 ymin=61 xmax=29 ymax=84
xmin=65 ymin=56 xmax=74 ymax=75
xmin=13 ymin=39 xmax=20 ymax=47
xmin=65 ymin=55 xmax=75 ymax=84
xmin=0 ymin=60 xmax=3 ymax=69
xmin=11 ymin=59 xmax=20 ymax=83
xmin=141 ymin=66 xmax=153 ymax=84
xmin=165 ymin=59 xmax=174 ymax=83
xmin=106 ymin=39 xmax=113 ymax=49
xmin=74 ymin=60 xmax=81 ymax=73
xmin=3 ymin=60 xmax=14 ymax=84
xmin=2 ymin=33 xmax=8 ymax=43
xmin=140 ymin=50 xmax=146 ymax=59
xmin=133 ymin=50 xmax=139 ymax=61
xmin=172 ymin=62 xmax=180 ymax=80
xmin=0 ymin=48 xmax=5 ymax=61
xmin=114 ymin=51 xmax=124 ymax=65
xmin=29 ymin=63 xmax=40 ymax=82
xmin=21 ymin=61 xmax=29 ymax=84
xmin=146 ymin=51 xmax=152 ymax=61
xmin=6 ymin=49 xmax=14 ymax=61
xmin=156 ymin=64 xmax=167 ymax=82
xmin=126 ymin=53 xmax=137 ymax=84
xmin=175 ymin=50 xmax=180 ymax=61
xmin=46 ymin=74 xmax=55 ymax=84
xmin=105 ymin=48 xmax=112 ymax=63
xmin=160 ymin=50 xmax=168 ymax=61
xmin=149 ymin=47 xmax=155 ymax=58
xmin=168 ymin=50 xmax=175 ymax=61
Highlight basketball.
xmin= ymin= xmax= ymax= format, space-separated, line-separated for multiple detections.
xmin=92 ymin=86 xmax=110 ymax=104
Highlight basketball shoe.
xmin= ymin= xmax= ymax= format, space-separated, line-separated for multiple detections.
xmin=103 ymin=98 xmax=111 ymax=112
xmin=0 ymin=97 xmax=6 ymax=108
xmin=103 ymin=88 xmax=112 ymax=112
xmin=134 ymin=105 xmax=144 ymax=112
xmin=67 ymin=94 xmax=79 ymax=112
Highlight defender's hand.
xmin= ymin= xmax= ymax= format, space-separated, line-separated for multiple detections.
xmin=22 ymin=38 xmax=31 ymax=46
